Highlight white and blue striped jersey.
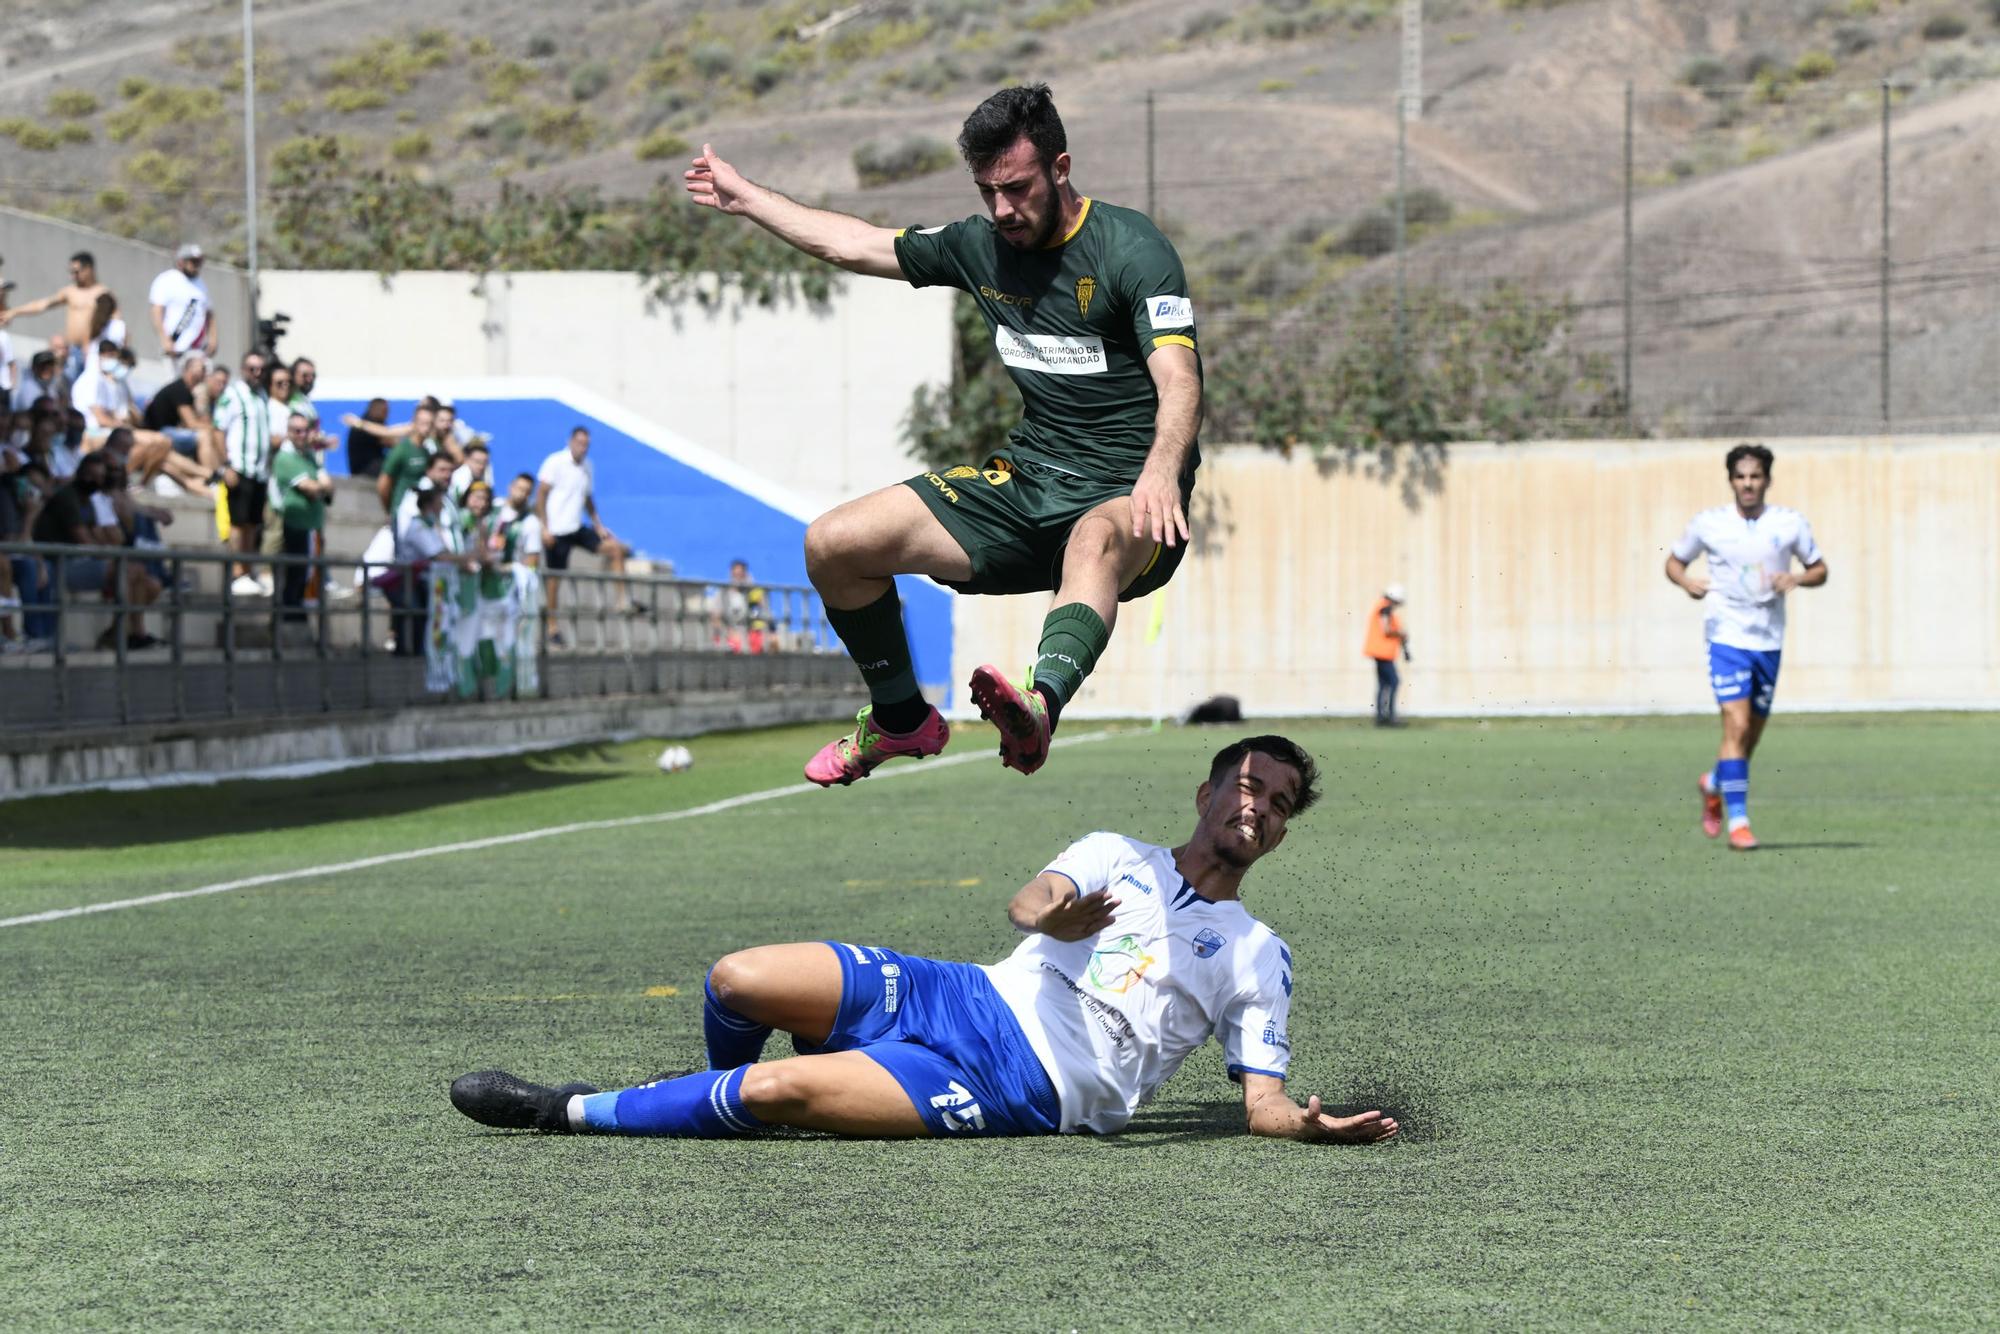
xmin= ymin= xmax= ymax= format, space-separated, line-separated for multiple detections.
xmin=982 ymin=831 xmax=1294 ymax=1135
xmin=1671 ymin=505 xmax=1822 ymax=652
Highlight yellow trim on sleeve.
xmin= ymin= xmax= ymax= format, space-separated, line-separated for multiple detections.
xmin=1151 ymin=334 xmax=1197 ymax=351
xmin=895 ymin=228 xmax=907 ymax=237
xmin=1043 ymin=197 xmax=1092 ymax=249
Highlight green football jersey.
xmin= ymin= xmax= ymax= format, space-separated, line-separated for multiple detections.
xmin=268 ymin=445 xmax=325 ymax=531
xmin=894 ymin=197 xmax=1201 ymax=484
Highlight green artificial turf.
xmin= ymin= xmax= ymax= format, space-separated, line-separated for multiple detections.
xmin=3 ymin=715 xmax=1996 ymax=1329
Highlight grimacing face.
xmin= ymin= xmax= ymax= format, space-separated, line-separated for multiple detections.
xmin=1195 ymin=750 xmax=1303 ymax=871
xmin=974 ymin=137 xmax=1068 ymax=250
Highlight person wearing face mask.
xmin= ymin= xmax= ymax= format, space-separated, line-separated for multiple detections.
xmin=29 ymin=451 xmax=161 ymax=649
xmin=69 ymin=340 xmax=178 ymax=470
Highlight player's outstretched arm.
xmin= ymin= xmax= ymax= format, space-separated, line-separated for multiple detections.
xmin=1006 ymin=872 xmax=1119 ymax=939
xmin=684 ymin=143 xmax=905 ymax=280
xmin=1664 ymin=553 xmax=1708 ymax=600
xmin=1241 ymin=1073 xmax=1398 ymax=1144
xmin=1130 ymin=343 xmax=1201 ymax=547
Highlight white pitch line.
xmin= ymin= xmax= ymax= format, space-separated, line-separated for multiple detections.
xmin=0 ymin=730 xmax=1116 ymax=931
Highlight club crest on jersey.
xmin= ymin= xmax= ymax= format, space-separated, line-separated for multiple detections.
xmin=1075 ymin=275 xmax=1097 ymax=318
xmin=1192 ymin=928 xmax=1225 ymax=958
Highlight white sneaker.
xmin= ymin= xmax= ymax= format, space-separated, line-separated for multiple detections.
xmin=231 ymin=574 xmax=263 ymax=596
xmin=256 ymin=574 xmax=275 ymax=596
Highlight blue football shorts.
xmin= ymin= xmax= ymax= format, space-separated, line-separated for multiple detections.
xmin=805 ymin=942 xmax=1061 ymax=1138
xmin=1708 ymin=642 xmax=1782 ymax=716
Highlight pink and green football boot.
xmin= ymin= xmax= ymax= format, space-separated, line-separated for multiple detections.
xmin=968 ymin=664 xmax=1052 ymax=776
xmin=804 ymin=705 xmax=950 ymax=787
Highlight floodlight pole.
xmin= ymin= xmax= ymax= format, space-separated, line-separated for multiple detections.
xmin=242 ymin=0 xmax=260 ymax=339
xmin=1400 ymin=0 xmax=1422 ymax=122
xmin=1623 ymin=81 xmax=1634 ymax=428
xmin=1879 ymin=80 xmax=1890 ymax=431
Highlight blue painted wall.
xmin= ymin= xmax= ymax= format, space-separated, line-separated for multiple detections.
xmin=318 ymin=395 xmax=954 ymax=699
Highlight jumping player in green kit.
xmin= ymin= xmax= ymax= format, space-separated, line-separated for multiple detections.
xmin=685 ymin=84 xmax=1203 ymax=785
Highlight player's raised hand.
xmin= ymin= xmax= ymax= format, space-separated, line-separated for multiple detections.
xmin=685 ymin=144 xmax=754 ymax=215
xmin=1299 ymin=1095 xmax=1399 ymax=1144
xmin=1129 ymin=467 xmax=1190 ymax=549
xmin=1036 ymin=890 xmax=1119 ymax=941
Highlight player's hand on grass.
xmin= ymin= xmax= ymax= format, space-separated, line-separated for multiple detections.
xmin=1295 ymin=1096 xmax=1398 ymax=1145
xmin=686 ymin=145 xmax=753 ymax=215
xmin=1129 ymin=467 xmax=1189 ymax=548
xmin=1036 ymin=889 xmax=1119 ymax=941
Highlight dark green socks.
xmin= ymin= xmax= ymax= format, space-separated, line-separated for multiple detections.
xmin=1031 ymin=602 xmax=1110 ymax=728
xmin=825 ymin=584 xmax=927 ymax=733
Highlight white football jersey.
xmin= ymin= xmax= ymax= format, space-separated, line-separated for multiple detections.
xmin=982 ymin=832 xmax=1294 ymax=1135
xmin=1671 ymin=505 xmax=1823 ymax=651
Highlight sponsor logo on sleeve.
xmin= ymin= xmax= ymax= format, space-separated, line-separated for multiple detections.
xmin=1146 ymin=295 xmax=1194 ymax=329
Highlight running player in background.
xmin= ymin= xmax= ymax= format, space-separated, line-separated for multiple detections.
xmin=685 ymin=83 xmax=1202 ymax=785
xmin=450 ymin=737 xmax=1398 ymax=1146
xmin=1665 ymin=443 xmax=1828 ymax=851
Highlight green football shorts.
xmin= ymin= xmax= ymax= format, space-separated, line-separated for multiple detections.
xmin=903 ymin=450 xmax=1191 ymax=600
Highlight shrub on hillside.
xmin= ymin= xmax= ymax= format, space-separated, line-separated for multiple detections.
xmin=47 ymin=89 xmax=99 ymax=118
xmin=853 ymin=135 xmax=956 ymax=186
xmin=1794 ymin=50 xmax=1836 ymax=81
xmin=1831 ymin=24 xmax=1874 ymax=56
xmin=1922 ymin=13 xmax=1969 ymax=39
xmin=1681 ymin=56 xmax=1730 ymax=95
xmin=1335 ymin=210 xmax=1397 ymax=257
xmin=635 ymin=130 xmax=691 ymax=162
xmin=569 ymin=62 xmax=611 ymax=101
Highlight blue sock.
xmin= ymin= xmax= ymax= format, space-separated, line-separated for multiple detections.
xmin=577 ymin=1066 xmax=764 ymax=1137
xmin=703 ymin=974 xmax=772 ymax=1069
xmin=1716 ymin=758 xmax=1750 ymax=829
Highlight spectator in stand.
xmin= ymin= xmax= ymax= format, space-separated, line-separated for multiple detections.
xmin=193 ymin=360 xmax=229 ymax=429
xmin=535 ymin=425 xmax=633 ymax=646
xmin=0 ymin=280 xmax=16 ymax=403
xmin=14 ymin=349 xmax=58 ymax=413
xmin=365 ymin=400 xmax=442 ymax=516
xmin=262 ymin=363 xmax=296 ymax=448
xmin=143 ymin=351 xmax=225 ymax=475
xmin=83 ymin=293 xmax=126 ymax=376
xmin=0 ymin=251 xmax=112 ymax=379
xmin=397 ymin=451 xmax=461 ymax=555
xmin=711 ymin=557 xmax=774 ymax=653
xmin=494 ymin=472 xmax=544 ymax=571
xmin=29 ymin=451 xmax=160 ymax=650
xmin=287 ymin=357 xmax=328 ymax=438
xmin=449 ymin=440 xmax=492 ymax=506
xmin=98 ymin=447 xmax=176 ymax=609
xmin=214 ymin=347 xmax=273 ymax=595
xmin=345 ymin=397 xmax=390 ymax=478
xmin=72 ymin=344 xmax=208 ymax=497
xmin=4 ymin=457 xmax=55 ymax=650
xmin=386 ymin=479 xmax=476 ymax=656
xmin=271 ymin=411 xmax=333 ymax=622
xmin=148 ymin=243 xmax=219 ymax=361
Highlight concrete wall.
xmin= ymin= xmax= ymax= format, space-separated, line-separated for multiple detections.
xmin=955 ymin=437 xmax=2000 ymax=717
xmin=0 ymin=206 xmax=253 ymax=375
xmin=263 ymin=270 xmax=955 ymax=512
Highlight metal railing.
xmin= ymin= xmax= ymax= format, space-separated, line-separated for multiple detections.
xmin=0 ymin=540 xmax=839 ymax=734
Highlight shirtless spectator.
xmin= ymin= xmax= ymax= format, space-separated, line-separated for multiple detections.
xmin=143 ymin=351 xmax=224 ymax=474
xmin=148 ymin=243 xmax=219 ymax=361
xmin=0 ymin=251 xmax=113 ymax=380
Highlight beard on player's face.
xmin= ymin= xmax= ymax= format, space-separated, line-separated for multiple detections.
xmin=993 ymin=165 xmax=1062 ymax=250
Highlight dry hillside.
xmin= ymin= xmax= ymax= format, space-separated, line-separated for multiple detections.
xmin=2 ymin=0 xmax=1996 ymax=432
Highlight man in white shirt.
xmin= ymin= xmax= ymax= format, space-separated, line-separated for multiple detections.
xmin=533 ymin=425 xmax=633 ymax=643
xmin=148 ymin=243 xmax=218 ymax=360
xmin=451 ymin=736 xmax=1400 ymax=1146
xmin=213 ymin=349 xmax=273 ymax=594
xmin=1665 ymin=443 xmax=1828 ymax=851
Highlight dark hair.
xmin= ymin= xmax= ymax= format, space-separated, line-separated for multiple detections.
xmin=290 ymin=356 xmax=315 ymax=373
xmin=958 ymin=83 xmax=1066 ymax=172
xmin=30 ymin=351 xmax=54 ymax=372
xmin=466 ymin=440 xmax=489 ymax=455
xmin=513 ymin=471 xmax=536 ymax=487
xmin=416 ymin=396 xmax=440 ymax=412
xmin=1726 ymin=442 xmax=1774 ymax=476
xmin=1206 ymin=735 xmax=1322 ymax=816
xmin=70 ymin=250 xmax=95 ymax=269
xmin=364 ymin=397 xmax=389 ymax=421
xmin=570 ymin=424 xmax=590 ymax=439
